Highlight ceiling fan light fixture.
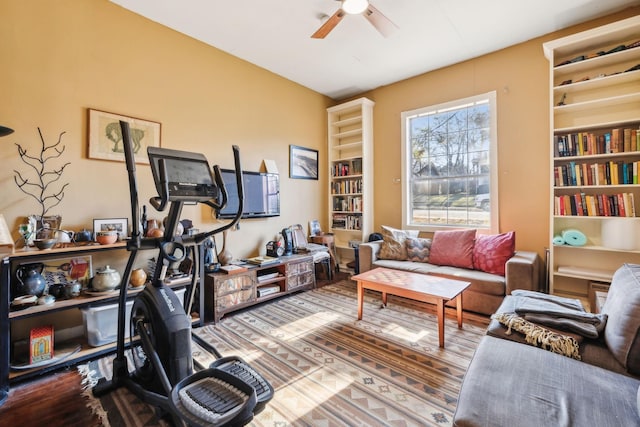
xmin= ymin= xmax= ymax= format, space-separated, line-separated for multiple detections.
xmin=342 ymin=0 xmax=368 ymax=15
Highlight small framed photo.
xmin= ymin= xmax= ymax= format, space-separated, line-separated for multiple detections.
xmin=88 ymin=109 xmax=161 ymax=165
xmin=93 ymin=218 xmax=129 ymax=240
xmin=289 ymin=145 xmax=319 ymax=180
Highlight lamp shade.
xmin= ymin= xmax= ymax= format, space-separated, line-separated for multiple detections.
xmin=0 ymin=126 xmax=14 ymax=137
xmin=342 ymin=0 xmax=368 ymax=14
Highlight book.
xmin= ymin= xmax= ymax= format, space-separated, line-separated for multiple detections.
xmin=245 ymin=256 xmax=280 ymax=266
xmin=30 ymin=325 xmax=54 ymax=364
xmin=219 ymin=264 xmax=249 ymax=275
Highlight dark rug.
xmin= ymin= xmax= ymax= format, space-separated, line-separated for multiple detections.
xmin=79 ymin=280 xmax=488 ymax=426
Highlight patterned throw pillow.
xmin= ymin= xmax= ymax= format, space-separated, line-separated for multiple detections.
xmin=406 ymin=237 xmax=432 ymax=262
xmin=378 ymin=226 xmax=419 ymax=260
xmin=428 ymin=229 xmax=476 ymax=269
xmin=472 ymin=231 xmax=516 ymax=276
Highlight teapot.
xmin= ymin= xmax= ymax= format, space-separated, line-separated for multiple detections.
xmin=91 ymin=265 xmax=121 ymax=291
xmin=57 ymin=230 xmax=74 ymax=243
xmin=75 ymin=228 xmax=93 ymax=242
xmin=16 ymin=263 xmax=46 ymax=297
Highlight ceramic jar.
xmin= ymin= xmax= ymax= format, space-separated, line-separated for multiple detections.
xmin=91 ymin=265 xmax=121 ymax=291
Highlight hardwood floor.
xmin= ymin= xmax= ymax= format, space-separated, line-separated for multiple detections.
xmin=0 ymin=270 xmax=348 ymax=426
xmin=0 ymin=368 xmax=101 ymax=427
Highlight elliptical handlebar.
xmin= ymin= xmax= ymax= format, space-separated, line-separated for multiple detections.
xmin=120 ymin=118 xmax=244 ymax=251
xmin=194 ymin=145 xmax=244 ymax=244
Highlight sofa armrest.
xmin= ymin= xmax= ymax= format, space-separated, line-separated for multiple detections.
xmin=505 ymin=251 xmax=541 ymax=294
xmin=358 ymin=241 xmax=383 ymax=273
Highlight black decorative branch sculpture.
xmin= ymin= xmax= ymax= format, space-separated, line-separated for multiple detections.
xmin=13 ymin=128 xmax=70 ymax=233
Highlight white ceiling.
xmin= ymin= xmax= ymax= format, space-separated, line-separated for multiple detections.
xmin=110 ymin=0 xmax=639 ymax=100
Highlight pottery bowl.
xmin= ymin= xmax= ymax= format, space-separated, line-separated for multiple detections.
xmin=96 ymin=231 xmax=118 ymax=245
xmin=33 ymin=238 xmax=57 ymax=250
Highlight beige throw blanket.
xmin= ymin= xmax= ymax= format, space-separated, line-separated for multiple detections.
xmin=492 ymin=312 xmax=581 ymax=360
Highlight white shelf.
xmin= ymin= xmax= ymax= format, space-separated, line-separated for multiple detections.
xmin=545 ymin=16 xmax=640 ymax=295
xmin=553 ymin=69 xmax=640 ymax=94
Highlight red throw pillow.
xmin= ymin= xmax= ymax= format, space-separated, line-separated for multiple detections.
xmin=473 ymin=231 xmax=516 ymax=276
xmin=429 ymin=229 xmax=476 ymax=269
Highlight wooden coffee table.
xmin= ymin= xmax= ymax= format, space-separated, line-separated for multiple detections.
xmin=352 ymin=267 xmax=471 ymax=348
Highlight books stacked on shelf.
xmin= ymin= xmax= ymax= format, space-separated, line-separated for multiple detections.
xmin=257 ymin=285 xmax=280 ymax=298
xmin=332 ymin=162 xmax=351 ymax=177
xmin=331 ymin=178 xmax=362 ymax=195
xmin=331 ymin=214 xmax=362 ymax=230
xmin=351 ymin=158 xmax=362 ymax=174
xmin=246 ymin=256 xmax=280 ymax=266
xmin=554 ymin=192 xmax=636 ymax=217
xmin=332 ymin=214 xmax=346 ymax=229
xmin=554 ymin=160 xmax=639 ymax=186
xmin=332 ymin=197 xmax=362 ymax=212
xmin=555 ymin=127 xmax=640 ymax=157
xmin=257 ymin=272 xmax=280 ymax=283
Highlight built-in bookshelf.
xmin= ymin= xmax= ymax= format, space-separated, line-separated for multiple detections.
xmin=327 ymin=98 xmax=374 ymax=272
xmin=543 ymin=15 xmax=640 ymax=297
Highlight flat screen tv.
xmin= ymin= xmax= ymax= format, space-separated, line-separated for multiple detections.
xmin=217 ymin=169 xmax=280 ymax=219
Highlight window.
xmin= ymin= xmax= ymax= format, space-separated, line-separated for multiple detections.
xmin=401 ymin=92 xmax=497 ymax=231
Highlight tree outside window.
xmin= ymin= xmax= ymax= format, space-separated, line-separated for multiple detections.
xmin=401 ymin=92 xmax=497 ymax=231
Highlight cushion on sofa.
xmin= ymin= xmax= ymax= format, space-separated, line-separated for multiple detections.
xmin=378 ymin=226 xmax=418 ymax=260
xmin=472 ymin=231 xmax=515 ymax=276
xmin=405 ymin=237 xmax=431 ymax=262
xmin=429 ymin=229 xmax=476 ymax=269
xmin=601 ymin=263 xmax=640 ymax=375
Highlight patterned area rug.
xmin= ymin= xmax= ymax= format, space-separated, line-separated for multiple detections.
xmin=79 ymin=280 xmax=488 ymax=426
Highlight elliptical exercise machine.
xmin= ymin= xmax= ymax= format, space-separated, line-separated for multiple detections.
xmin=93 ymin=120 xmax=273 ymax=426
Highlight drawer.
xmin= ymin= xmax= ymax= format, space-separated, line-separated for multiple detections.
xmin=288 ymin=271 xmax=314 ymax=290
xmin=287 ymin=260 xmax=313 ymax=277
xmin=216 ymin=274 xmax=255 ymax=295
xmin=216 ymin=289 xmax=255 ymax=311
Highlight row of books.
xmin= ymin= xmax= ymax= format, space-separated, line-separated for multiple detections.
xmin=554 ymin=192 xmax=636 ymax=217
xmin=554 ymin=160 xmax=639 ymax=187
xmin=332 ymin=196 xmax=362 ymax=212
xmin=331 ymin=159 xmax=362 ymax=177
xmin=331 ymin=178 xmax=362 ymax=195
xmin=331 ymin=214 xmax=362 ymax=230
xmin=555 ymin=127 xmax=640 ymax=157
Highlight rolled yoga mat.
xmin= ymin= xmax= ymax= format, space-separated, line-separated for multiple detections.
xmin=561 ymin=229 xmax=587 ymax=246
xmin=552 ymin=235 xmax=565 ymax=245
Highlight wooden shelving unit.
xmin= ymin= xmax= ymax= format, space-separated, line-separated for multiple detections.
xmin=327 ymin=97 xmax=374 ymax=272
xmin=204 ymin=254 xmax=314 ymax=323
xmin=543 ymin=15 xmax=640 ymax=297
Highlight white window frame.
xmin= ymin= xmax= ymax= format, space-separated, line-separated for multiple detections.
xmin=400 ymin=91 xmax=498 ymax=233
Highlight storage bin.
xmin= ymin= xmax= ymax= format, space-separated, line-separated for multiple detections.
xmin=82 ymin=288 xmax=185 ymax=347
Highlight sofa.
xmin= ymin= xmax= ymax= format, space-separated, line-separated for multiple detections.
xmin=453 ymin=263 xmax=640 ymax=426
xmin=357 ymin=227 xmax=540 ymax=315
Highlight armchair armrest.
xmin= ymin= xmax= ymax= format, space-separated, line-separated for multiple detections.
xmin=505 ymin=251 xmax=541 ymax=294
xmin=358 ymin=241 xmax=383 ymax=273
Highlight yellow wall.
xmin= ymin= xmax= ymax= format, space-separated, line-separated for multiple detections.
xmin=1 ymin=0 xmax=638 ymax=264
xmin=362 ymin=7 xmax=640 ymax=257
xmin=0 ymin=0 xmax=331 ymax=260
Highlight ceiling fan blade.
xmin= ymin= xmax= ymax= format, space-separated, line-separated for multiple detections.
xmin=311 ymin=9 xmax=345 ymax=39
xmin=363 ymin=4 xmax=398 ymax=37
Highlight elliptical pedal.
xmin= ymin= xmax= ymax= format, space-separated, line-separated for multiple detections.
xmin=171 ymin=368 xmax=257 ymax=427
xmin=209 ymin=356 xmax=274 ymax=412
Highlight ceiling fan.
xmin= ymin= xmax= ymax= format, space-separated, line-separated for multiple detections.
xmin=311 ymin=0 xmax=398 ymax=39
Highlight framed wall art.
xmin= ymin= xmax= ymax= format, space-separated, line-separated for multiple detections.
xmin=88 ymin=109 xmax=161 ymax=164
xmin=289 ymin=145 xmax=319 ymax=180
xmin=93 ymin=218 xmax=128 ymax=240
